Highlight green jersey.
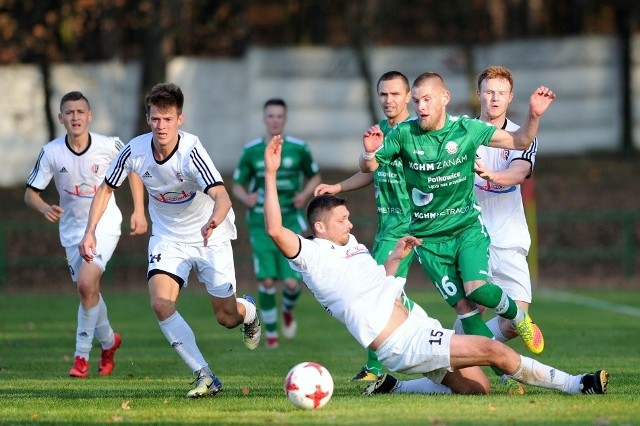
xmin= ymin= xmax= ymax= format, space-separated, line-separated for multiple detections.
xmin=373 ymin=118 xmax=413 ymax=243
xmin=376 ymin=114 xmax=496 ymax=241
xmin=233 ymin=136 xmax=319 ymax=228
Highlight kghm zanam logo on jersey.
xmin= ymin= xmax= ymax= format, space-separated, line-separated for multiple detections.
xmin=151 ymin=190 xmax=196 ymax=204
xmin=445 ymin=141 xmax=459 ymax=155
xmin=64 ymin=183 xmax=97 ymax=198
xmin=409 ymin=154 xmax=468 ymax=171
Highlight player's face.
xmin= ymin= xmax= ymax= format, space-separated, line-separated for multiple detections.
xmin=58 ymin=100 xmax=92 ymax=138
xmin=378 ymin=78 xmax=410 ymax=121
xmin=478 ymin=78 xmax=513 ymax=121
xmin=324 ymin=205 xmax=352 ymax=245
xmin=147 ymin=105 xmax=184 ymax=150
xmin=412 ymin=82 xmax=449 ymax=131
xmin=264 ymin=105 xmax=286 ymax=138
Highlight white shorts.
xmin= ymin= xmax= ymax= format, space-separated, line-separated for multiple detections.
xmin=488 ymin=246 xmax=532 ymax=303
xmin=375 ymin=311 xmax=454 ymax=384
xmin=147 ymin=235 xmax=237 ymax=298
xmin=65 ymin=233 xmax=119 ymax=283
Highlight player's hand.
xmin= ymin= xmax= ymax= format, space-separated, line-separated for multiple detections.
xmin=129 ymin=211 xmax=148 ymax=235
xmin=314 ymin=183 xmax=341 ymax=196
xmin=529 ymin=86 xmax=556 ymax=118
xmin=201 ymin=218 xmax=218 ymax=247
xmin=264 ymin=135 xmax=283 ymax=172
xmin=78 ymin=233 xmax=97 ymax=262
xmin=293 ymin=192 xmax=307 ymax=209
xmin=362 ymin=124 xmax=384 ymax=153
xmin=474 ymin=157 xmax=493 ymax=182
xmin=244 ymin=192 xmax=259 ymax=208
xmin=392 ymin=236 xmax=422 ymax=260
xmin=43 ymin=205 xmax=63 ymax=223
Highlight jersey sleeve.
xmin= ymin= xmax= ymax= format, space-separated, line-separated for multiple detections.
xmin=26 ymin=147 xmax=53 ymax=191
xmin=472 ymin=118 xmax=498 ymax=148
xmin=300 ymin=144 xmax=320 ymax=178
xmin=374 ymin=125 xmax=402 ymax=165
xmin=232 ymin=149 xmax=251 ymax=185
xmin=104 ymin=144 xmax=132 ymax=189
xmin=189 ymin=142 xmax=225 ymax=193
xmin=288 ymin=236 xmax=318 ymax=274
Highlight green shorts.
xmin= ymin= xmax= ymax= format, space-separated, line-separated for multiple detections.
xmin=414 ymin=222 xmax=490 ymax=307
xmin=248 ymin=214 xmax=304 ymax=282
xmin=372 ymin=238 xmax=414 ymax=279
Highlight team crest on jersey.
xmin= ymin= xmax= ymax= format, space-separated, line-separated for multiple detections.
xmin=91 ymin=164 xmax=99 ymax=174
xmin=445 ymin=141 xmax=458 ymax=155
xmin=176 ymin=172 xmax=184 ymax=182
xmin=501 ymin=149 xmax=510 ymax=161
xmin=282 ymin=156 xmax=293 ymax=168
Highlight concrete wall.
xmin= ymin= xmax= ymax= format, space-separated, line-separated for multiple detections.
xmin=1 ymin=35 xmax=638 ymax=186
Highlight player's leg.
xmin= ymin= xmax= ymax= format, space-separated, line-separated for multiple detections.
xmin=88 ymin=233 xmax=121 ymax=376
xmin=251 ymin=232 xmax=280 ymax=348
xmin=279 ymin=260 xmax=302 ymax=339
xmin=487 ymin=246 xmax=533 ymax=341
xmin=65 ymin=245 xmax=100 ymax=377
xmin=458 ymin=224 xmax=543 ymax=354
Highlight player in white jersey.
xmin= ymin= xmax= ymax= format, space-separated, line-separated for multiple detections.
xmin=454 ymin=67 xmax=539 ymax=346
xmin=78 ymin=83 xmax=261 ymax=398
xmin=25 ymin=91 xmax=147 ymax=378
xmin=262 ymin=135 xmax=608 ymax=396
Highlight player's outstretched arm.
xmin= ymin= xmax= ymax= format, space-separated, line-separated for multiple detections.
xmin=79 ymin=181 xmax=115 ymax=261
xmin=264 ymin=135 xmax=301 ymax=258
xmin=490 ymin=86 xmax=556 ymax=151
xmin=383 ymin=236 xmax=422 ymax=276
xmin=314 ymin=171 xmax=374 ymax=196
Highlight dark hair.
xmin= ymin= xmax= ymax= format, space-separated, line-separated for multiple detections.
xmin=263 ymin=98 xmax=287 ymax=110
xmin=377 ymin=71 xmax=410 ymax=93
xmin=145 ymin=83 xmax=184 ymax=114
xmin=60 ymin=91 xmax=90 ymax=111
xmin=306 ymin=195 xmax=347 ymax=231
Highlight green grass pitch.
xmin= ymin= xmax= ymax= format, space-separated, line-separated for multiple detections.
xmin=0 ymin=287 xmax=638 ymax=425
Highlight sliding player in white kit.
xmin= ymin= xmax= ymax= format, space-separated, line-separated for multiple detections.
xmin=262 ymin=135 xmax=608 ymax=396
xmin=79 ymin=83 xmax=261 ymax=398
xmin=25 ymin=91 xmax=147 ymax=378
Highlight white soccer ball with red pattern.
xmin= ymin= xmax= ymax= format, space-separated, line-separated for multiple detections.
xmin=284 ymin=362 xmax=334 ymax=409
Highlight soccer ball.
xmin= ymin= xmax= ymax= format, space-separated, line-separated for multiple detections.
xmin=284 ymin=362 xmax=334 ymax=409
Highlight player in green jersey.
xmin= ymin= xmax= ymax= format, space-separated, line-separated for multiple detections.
xmin=360 ymin=72 xmax=556 ymax=356
xmin=233 ymin=98 xmax=321 ymax=348
xmin=315 ymin=71 xmax=418 ymax=381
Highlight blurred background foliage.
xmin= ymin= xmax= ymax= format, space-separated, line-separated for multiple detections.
xmin=1 ymin=0 xmax=637 ymax=65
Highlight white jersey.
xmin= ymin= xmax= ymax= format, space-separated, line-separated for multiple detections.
xmin=474 ymin=118 xmax=537 ymax=252
xmin=105 ymin=130 xmax=236 ymax=245
xmin=26 ymin=133 xmax=123 ymax=247
xmin=289 ymin=234 xmax=405 ymax=348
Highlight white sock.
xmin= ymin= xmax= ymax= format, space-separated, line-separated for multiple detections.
xmin=236 ymin=297 xmax=257 ymax=324
xmin=75 ymin=302 xmax=99 ymax=359
xmin=159 ymin=311 xmax=207 ymax=373
xmin=94 ymin=294 xmax=115 ymax=349
xmin=510 ymin=355 xmax=579 ymax=394
xmin=485 ymin=317 xmax=508 ymax=343
xmin=396 ymin=377 xmax=452 ymax=394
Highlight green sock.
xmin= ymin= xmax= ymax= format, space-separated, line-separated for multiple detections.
xmin=364 ymin=349 xmax=383 ymax=376
xmin=282 ymin=282 xmax=302 ymax=311
xmin=467 ymin=283 xmax=518 ymax=320
xmin=258 ymin=284 xmax=277 ymax=334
